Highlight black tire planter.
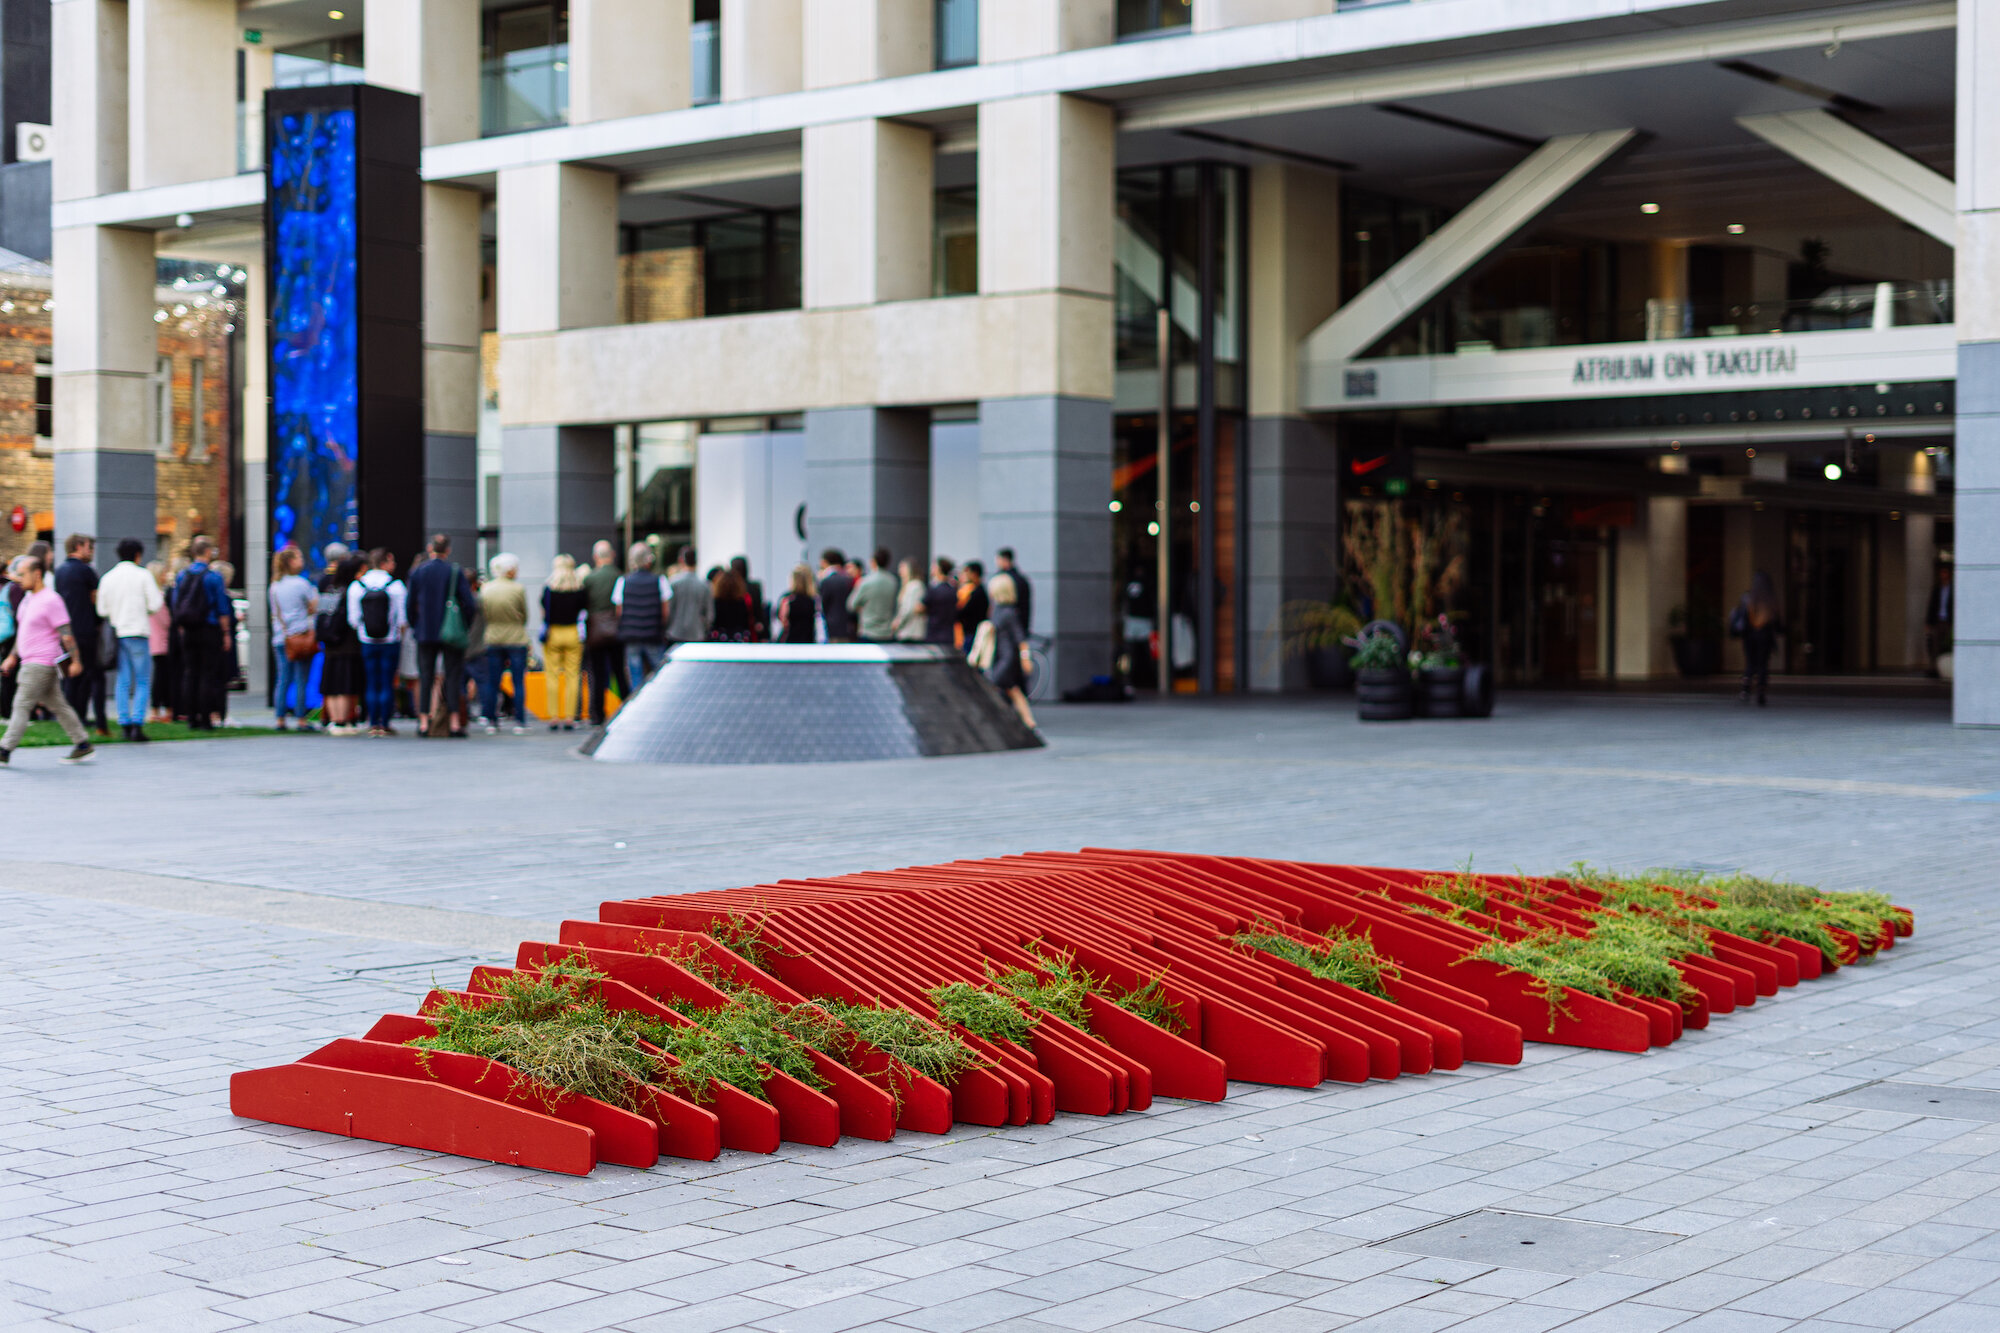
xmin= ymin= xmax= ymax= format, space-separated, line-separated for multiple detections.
xmin=1460 ymin=663 xmax=1495 ymax=718
xmin=1420 ymin=666 xmax=1465 ymax=718
xmin=1356 ymin=668 xmax=1413 ymax=721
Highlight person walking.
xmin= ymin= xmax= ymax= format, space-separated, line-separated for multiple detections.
xmin=849 ymin=549 xmax=899 ymax=644
xmin=54 ymin=534 xmax=109 ymax=737
xmin=1730 ymin=570 xmax=1784 ymax=707
xmin=665 ymin=545 xmax=715 ymax=651
xmin=146 ymin=560 xmax=174 ymax=724
xmin=582 ymin=540 xmax=626 ymax=724
xmin=317 ymin=551 xmax=366 ymax=734
xmin=955 ymin=559 xmax=989 ymax=654
xmin=0 ymin=553 xmax=95 ymax=765
xmin=99 ymin=539 xmax=164 ymax=741
xmin=995 ymin=547 xmax=1033 ymax=635
xmin=777 ymin=565 xmax=818 ymax=644
xmin=924 ymin=557 xmax=959 ymax=650
xmin=817 ymin=549 xmax=855 ymax=643
xmin=347 ymin=548 xmax=408 ymax=737
xmin=891 ymin=557 xmax=927 ymax=643
xmin=480 ymin=553 xmax=531 ymax=734
xmin=406 ymin=534 xmax=477 ymax=737
xmin=541 ymin=554 xmax=587 ymax=732
xmin=172 ymin=537 xmax=234 ymax=731
xmin=729 ymin=556 xmax=768 ymax=641
xmin=709 ymin=565 xmax=756 ymax=642
xmin=266 ymin=545 xmax=319 ymax=732
xmin=985 ymin=572 xmax=1037 ymax=731
xmin=614 ymin=542 xmax=672 ymax=689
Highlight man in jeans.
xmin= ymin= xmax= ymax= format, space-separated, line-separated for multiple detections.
xmin=54 ymin=533 xmax=108 ymax=736
xmin=347 ymin=548 xmax=407 ymax=736
xmin=664 ymin=545 xmax=713 ymax=650
xmin=173 ymin=537 xmax=234 ymax=730
xmin=97 ymin=538 xmax=162 ymax=742
xmin=0 ymin=553 xmax=95 ymax=765
xmin=582 ymin=540 xmax=627 ymax=724
xmin=406 ymin=533 xmax=477 ymax=736
xmin=613 ymin=543 xmax=672 ymax=689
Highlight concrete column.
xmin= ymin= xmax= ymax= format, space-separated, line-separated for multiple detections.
xmin=497 ymin=164 xmax=618 ymax=595
xmin=722 ymin=0 xmax=802 ymax=100
xmin=365 ymin=0 xmax=479 ymax=146
xmin=571 ymin=0 xmax=690 ymax=123
xmin=1194 ymin=0 xmax=1333 ymax=33
xmin=497 ymin=163 xmax=618 ymax=333
xmin=804 ymin=408 xmax=929 ymax=568
xmin=1614 ymin=496 xmax=1686 ymax=679
xmin=51 ymin=225 xmax=156 ymax=551
xmin=1956 ymin=0 xmax=2000 ymax=722
xmin=976 ymin=93 xmax=1116 ymax=692
xmin=980 ymin=0 xmax=1113 ymax=61
xmin=53 ymin=0 xmax=127 ymax=202
xmin=128 ymin=0 xmax=234 ymax=189
xmin=803 ymin=0 xmax=930 ymax=88
xmin=239 ymin=255 xmax=270 ymax=694
xmin=1246 ymin=163 xmax=1341 ymax=691
xmin=424 ymin=185 xmax=483 ymax=562
xmin=802 ymin=119 xmax=934 ymax=308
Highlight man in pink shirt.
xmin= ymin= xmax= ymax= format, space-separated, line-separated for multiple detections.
xmin=0 ymin=553 xmax=95 ymax=765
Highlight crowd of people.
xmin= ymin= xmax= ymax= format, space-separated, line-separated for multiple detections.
xmin=0 ymin=529 xmax=1042 ymax=762
xmin=1 ymin=533 xmax=246 ymax=765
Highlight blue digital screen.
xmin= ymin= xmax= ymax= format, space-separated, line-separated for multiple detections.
xmin=268 ymin=107 xmax=358 ymax=569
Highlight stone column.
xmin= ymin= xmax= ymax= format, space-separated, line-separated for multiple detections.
xmin=128 ymin=0 xmax=235 ymax=188
xmin=721 ymin=0 xmax=802 ymax=100
xmin=802 ymin=119 xmax=934 ymax=309
xmin=51 ymin=225 xmax=156 ymax=552
xmin=52 ymin=0 xmax=127 ymax=203
xmin=980 ymin=0 xmax=1112 ymax=60
xmin=1957 ymin=0 xmax=2000 ymax=723
xmin=570 ymin=0 xmax=691 ymax=122
xmin=1246 ymin=162 xmax=1341 ymax=691
xmin=803 ymin=0 xmax=930 ymax=88
xmin=237 ymin=255 xmax=270 ymax=691
xmin=977 ymin=93 xmax=1116 ymax=693
xmin=364 ymin=0 xmax=479 ymax=146
xmin=1614 ymin=496 xmax=1686 ymax=679
xmin=496 ymin=163 xmax=619 ymax=607
xmin=803 ymin=408 xmax=930 ymax=567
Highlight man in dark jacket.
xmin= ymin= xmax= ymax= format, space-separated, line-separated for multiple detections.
xmin=995 ymin=547 xmax=1033 ymax=635
xmin=923 ymin=557 xmax=958 ymax=649
xmin=615 ymin=542 xmax=672 ymax=688
xmin=54 ymin=534 xmax=108 ymax=735
xmin=405 ymin=534 xmax=476 ymax=735
xmin=817 ymin=549 xmax=855 ymax=642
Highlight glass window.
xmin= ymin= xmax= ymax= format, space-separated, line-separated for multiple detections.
xmin=272 ymin=35 xmax=365 ymax=87
xmin=933 ymin=187 xmax=978 ymax=296
xmin=482 ymin=4 xmax=570 ymax=136
xmin=189 ymin=357 xmax=206 ymax=460
xmin=151 ymin=357 xmax=173 ymax=455
xmin=1117 ymin=0 xmax=1191 ymax=39
xmin=619 ymin=211 xmax=803 ymax=323
xmin=936 ymin=0 xmax=979 ymax=68
xmin=692 ymin=0 xmax=721 ymax=104
xmin=33 ymin=352 xmax=51 ymax=446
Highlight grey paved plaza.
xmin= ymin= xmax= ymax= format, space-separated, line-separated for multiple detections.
xmin=5 ymin=692 xmax=2000 ymax=1333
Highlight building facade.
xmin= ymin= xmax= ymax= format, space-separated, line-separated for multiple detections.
xmin=48 ymin=0 xmax=1997 ymax=717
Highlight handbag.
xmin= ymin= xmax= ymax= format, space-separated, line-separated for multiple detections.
xmin=284 ymin=627 xmax=318 ymax=661
xmin=967 ymin=620 xmax=997 ymax=670
xmin=437 ymin=564 xmax=469 ymax=650
xmin=585 ymin=607 xmax=620 ymax=649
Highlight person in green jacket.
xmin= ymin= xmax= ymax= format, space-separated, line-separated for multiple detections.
xmin=848 ymin=548 xmax=900 ymax=643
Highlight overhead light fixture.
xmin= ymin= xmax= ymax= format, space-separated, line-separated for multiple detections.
xmin=328 ymin=9 xmax=345 ymax=18
xmin=1824 ymin=462 xmax=1843 ymax=480
xmin=1147 ymin=521 xmax=1160 ymax=537
xmin=1108 ymin=500 xmax=1122 ymax=513
xmin=1726 ymin=223 xmax=1746 ymax=234
xmin=1640 ymin=202 xmax=1661 ymax=214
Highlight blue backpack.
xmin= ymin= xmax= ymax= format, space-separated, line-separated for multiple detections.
xmin=0 ymin=591 xmax=14 ymax=642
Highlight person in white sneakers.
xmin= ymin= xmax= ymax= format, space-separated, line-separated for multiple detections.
xmin=97 ymin=538 xmax=164 ymax=742
xmin=0 ymin=553 xmax=95 ymax=765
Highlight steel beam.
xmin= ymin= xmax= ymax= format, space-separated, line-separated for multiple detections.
xmin=1738 ymin=109 xmax=1955 ymax=246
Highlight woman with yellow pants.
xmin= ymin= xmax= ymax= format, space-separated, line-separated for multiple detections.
xmin=540 ymin=554 xmax=588 ymax=730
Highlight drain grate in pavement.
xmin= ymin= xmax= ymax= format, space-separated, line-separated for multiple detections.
xmin=1819 ymin=1081 xmax=2000 ymax=1121
xmin=1375 ymin=1210 xmax=1681 ymax=1276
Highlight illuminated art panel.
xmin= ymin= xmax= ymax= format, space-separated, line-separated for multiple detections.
xmin=268 ymin=106 xmax=358 ymax=567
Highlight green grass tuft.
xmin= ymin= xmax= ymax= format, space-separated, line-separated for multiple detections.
xmin=928 ymin=982 xmax=1037 ymax=1045
xmin=816 ymin=999 xmax=987 ymax=1085
xmin=1233 ymin=922 xmax=1401 ymax=1000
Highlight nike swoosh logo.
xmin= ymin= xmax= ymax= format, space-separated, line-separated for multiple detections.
xmin=1350 ymin=455 xmax=1392 ymax=476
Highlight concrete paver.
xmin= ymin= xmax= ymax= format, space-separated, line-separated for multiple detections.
xmin=3 ymin=694 xmax=1999 ymax=1331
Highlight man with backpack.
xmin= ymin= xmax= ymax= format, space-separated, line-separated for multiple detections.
xmin=346 ymin=548 xmax=407 ymax=737
xmin=406 ymin=534 xmax=476 ymax=737
xmin=172 ymin=537 xmax=234 ymax=731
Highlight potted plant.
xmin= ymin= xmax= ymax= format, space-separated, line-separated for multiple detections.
xmin=1410 ymin=615 xmax=1466 ymax=718
xmin=1279 ymin=599 xmax=1363 ymax=689
xmin=1351 ymin=624 xmax=1413 ymax=721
